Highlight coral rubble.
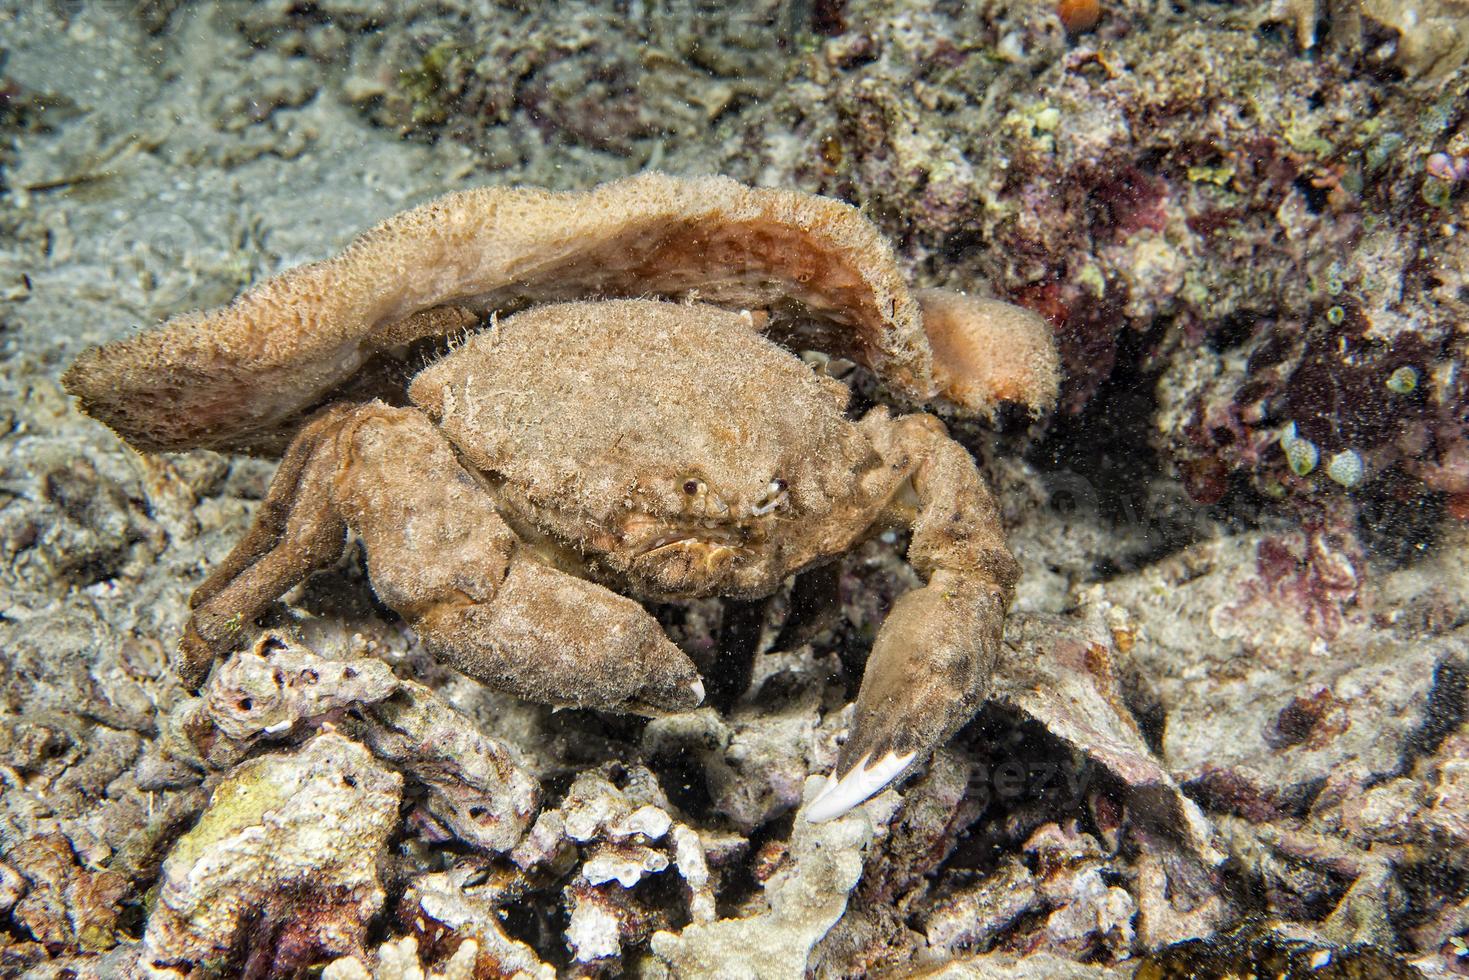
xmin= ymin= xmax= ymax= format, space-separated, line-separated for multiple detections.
xmin=3 ymin=0 xmax=1469 ymax=976
xmin=1269 ymin=0 xmax=1469 ymax=81
xmin=142 ymin=732 xmax=402 ymax=975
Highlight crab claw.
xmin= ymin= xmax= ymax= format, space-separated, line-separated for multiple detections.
xmin=799 ymin=398 xmax=1021 ymax=822
xmin=804 ymin=749 xmax=917 ymax=823
xmin=802 ymin=572 xmax=1007 ymax=823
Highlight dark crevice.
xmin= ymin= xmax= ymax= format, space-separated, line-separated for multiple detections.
xmin=713 ymin=811 xmax=796 ymax=919
xmin=1357 ymin=472 xmax=1445 ymax=568
xmin=1207 ymin=309 xmax=1266 ymax=352
xmin=1027 ymin=319 xmax=1231 ymax=574
xmin=1400 ymin=656 xmax=1469 ymax=768
xmin=1292 ymin=175 xmax=1330 ymax=214
xmin=1028 ymin=332 xmax=1161 ymax=516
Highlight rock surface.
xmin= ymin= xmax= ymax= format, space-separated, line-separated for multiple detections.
xmin=142 ymin=732 xmax=401 ymax=975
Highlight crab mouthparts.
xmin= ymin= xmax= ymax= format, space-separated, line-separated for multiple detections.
xmin=639 ymin=536 xmax=738 ymax=572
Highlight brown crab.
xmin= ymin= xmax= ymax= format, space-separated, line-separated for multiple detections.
xmin=63 ymin=174 xmax=1058 ymax=821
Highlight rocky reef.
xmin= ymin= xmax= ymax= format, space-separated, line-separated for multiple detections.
xmin=1 ymin=0 xmax=1467 ymax=977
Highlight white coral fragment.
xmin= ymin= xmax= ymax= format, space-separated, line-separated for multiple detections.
xmin=359 ymin=679 xmax=539 ymax=853
xmin=558 ymin=768 xmax=674 ymax=844
xmin=610 ymin=804 xmax=672 ymax=841
xmin=323 ymin=936 xmax=480 ymax=980
xmin=647 ymin=780 xmax=886 ymax=978
xmin=566 ymin=897 xmax=624 ymax=963
xmin=199 ymin=635 xmax=540 ymax=855
xmin=508 ymin=764 xmax=723 ymax=963
xmin=205 ymin=631 xmax=398 ymax=741
xmin=403 ymin=868 xmax=556 ymax=980
xmin=672 ymin=824 xmax=717 ymax=923
xmin=583 ymin=843 xmax=671 ymax=887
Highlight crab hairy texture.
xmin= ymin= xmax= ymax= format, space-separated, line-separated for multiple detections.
xmin=64 ymin=175 xmax=1058 ymax=822
xmin=406 ymin=300 xmax=882 ymax=601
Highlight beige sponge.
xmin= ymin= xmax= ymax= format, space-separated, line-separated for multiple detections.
xmin=65 ymin=173 xmax=1057 ymax=454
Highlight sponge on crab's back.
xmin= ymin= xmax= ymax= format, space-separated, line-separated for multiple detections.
xmin=915 ymin=289 xmax=1060 ymax=417
xmin=63 ymin=174 xmax=940 ymax=455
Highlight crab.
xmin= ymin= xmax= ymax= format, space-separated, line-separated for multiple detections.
xmin=63 ymin=175 xmax=1058 ymax=822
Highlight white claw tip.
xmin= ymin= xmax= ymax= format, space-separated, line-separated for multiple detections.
xmin=689 ymin=678 xmax=705 ymax=704
xmin=803 ymin=750 xmax=916 ymax=823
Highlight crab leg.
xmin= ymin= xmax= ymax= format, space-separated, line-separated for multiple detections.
xmin=805 ymin=414 xmax=1018 ymax=821
xmin=179 ymin=406 xmax=354 ymax=687
xmin=183 ymin=403 xmax=704 ymax=715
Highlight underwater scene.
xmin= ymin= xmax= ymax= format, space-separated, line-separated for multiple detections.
xmin=1 ymin=1 xmax=1467 ymax=976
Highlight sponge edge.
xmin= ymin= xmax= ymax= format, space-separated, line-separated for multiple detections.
xmin=915 ymin=288 xmax=1060 ymax=417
